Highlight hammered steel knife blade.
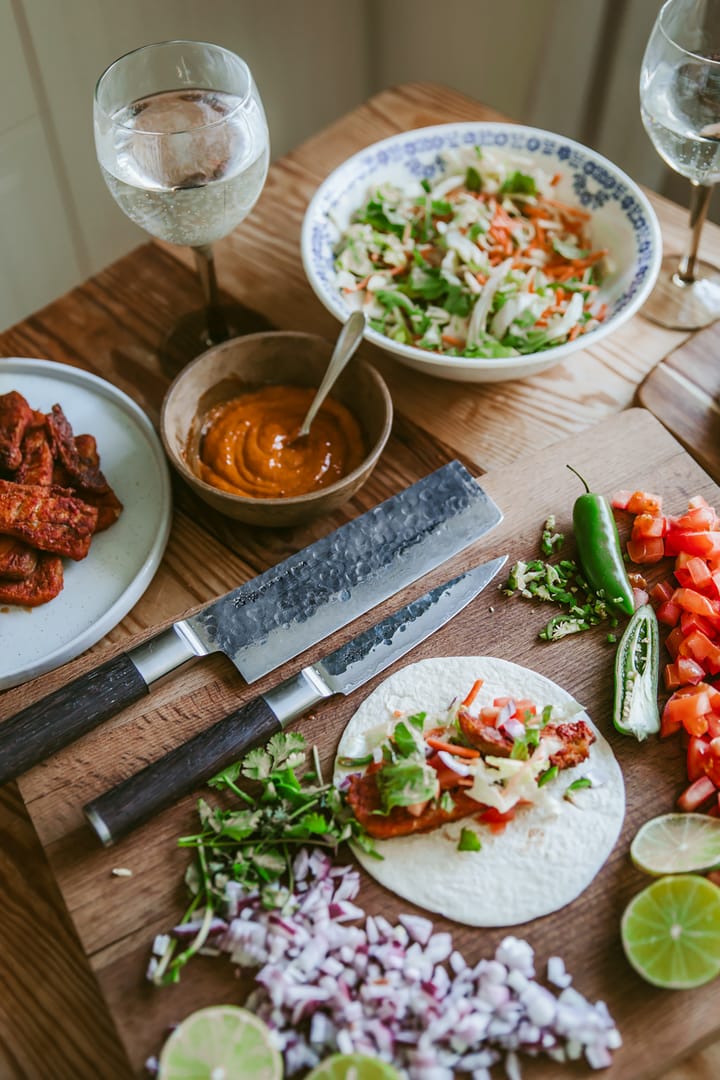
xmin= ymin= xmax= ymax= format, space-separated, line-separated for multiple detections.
xmin=0 ymin=462 xmax=502 ymax=785
xmin=84 ymin=555 xmax=507 ymax=844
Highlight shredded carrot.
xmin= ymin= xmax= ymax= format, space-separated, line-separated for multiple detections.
xmin=551 ymin=172 xmax=562 ymax=186
xmin=462 ymin=678 xmax=484 ymax=707
xmin=543 ymin=197 xmax=592 ymax=220
xmin=568 ymin=325 xmax=580 ymax=341
xmin=425 ymin=737 xmax=480 ymax=759
xmin=441 ymin=333 xmax=465 ymax=347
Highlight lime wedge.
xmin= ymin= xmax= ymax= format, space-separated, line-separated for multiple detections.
xmin=631 ymin=813 xmax=720 ymax=875
xmin=158 ymin=1005 xmax=282 ymax=1080
xmin=621 ymin=874 xmax=720 ymax=988
xmin=306 ymin=1055 xmax=402 ymax=1080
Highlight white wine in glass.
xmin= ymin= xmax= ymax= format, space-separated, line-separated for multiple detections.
xmin=94 ymin=40 xmax=270 ymax=369
xmin=640 ymin=0 xmax=720 ymax=328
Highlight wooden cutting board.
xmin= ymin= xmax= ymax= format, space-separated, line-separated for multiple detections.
xmin=7 ymin=406 xmax=720 ymax=1079
xmin=639 ymin=320 xmax=720 ymax=485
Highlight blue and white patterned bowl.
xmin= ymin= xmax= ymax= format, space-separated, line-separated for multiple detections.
xmin=301 ymin=122 xmax=663 ymax=383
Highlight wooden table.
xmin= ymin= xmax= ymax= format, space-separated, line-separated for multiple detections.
xmin=2 ymin=83 xmax=720 ymax=1079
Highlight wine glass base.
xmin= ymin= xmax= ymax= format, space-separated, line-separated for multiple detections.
xmin=642 ymin=254 xmax=720 ymax=330
xmin=159 ymin=302 xmax=273 ymax=378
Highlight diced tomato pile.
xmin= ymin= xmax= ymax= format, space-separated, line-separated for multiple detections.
xmin=613 ymin=488 xmax=720 ymax=817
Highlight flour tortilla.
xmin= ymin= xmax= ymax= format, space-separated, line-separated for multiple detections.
xmin=335 ymin=656 xmax=625 ymax=927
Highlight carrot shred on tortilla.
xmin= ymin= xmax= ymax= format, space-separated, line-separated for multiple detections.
xmin=462 ymin=678 xmax=484 ymax=707
xmin=425 ymin=737 xmax=480 ymax=759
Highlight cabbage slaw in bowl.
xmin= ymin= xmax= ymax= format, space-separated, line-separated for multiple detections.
xmin=301 ymin=122 xmax=662 ymax=383
xmin=334 ymin=147 xmax=609 ymax=360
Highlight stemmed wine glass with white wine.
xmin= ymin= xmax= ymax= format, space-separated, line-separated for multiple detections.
xmin=640 ymin=0 xmax=720 ymax=329
xmin=94 ymin=40 xmax=270 ymax=369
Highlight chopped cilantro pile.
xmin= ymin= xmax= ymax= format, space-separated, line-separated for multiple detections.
xmin=505 ymin=517 xmax=620 ymax=641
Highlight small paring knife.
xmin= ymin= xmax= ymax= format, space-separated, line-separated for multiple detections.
xmin=84 ymin=555 xmax=507 ymax=845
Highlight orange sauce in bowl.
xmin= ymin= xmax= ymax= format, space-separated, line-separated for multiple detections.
xmin=196 ymin=385 xmax=366 ymax=499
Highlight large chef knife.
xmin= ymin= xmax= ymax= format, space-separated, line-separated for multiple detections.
xmin=84 ymin=555 xmax=507 ymax=845
xmin=0 ymin=462 xmax=502 ymax=785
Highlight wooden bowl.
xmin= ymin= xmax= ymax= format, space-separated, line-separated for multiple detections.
xmin=160 ymin=331 xmax=393 ymax=526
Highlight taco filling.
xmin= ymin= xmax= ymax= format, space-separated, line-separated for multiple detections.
xmin=334 ymin=656 xmax=624 ymax=927
xmin=343 ymin=681 xmax=595 ymax=841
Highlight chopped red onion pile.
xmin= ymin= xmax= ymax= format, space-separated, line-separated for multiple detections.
xmin=150 ymin=849 xmax=620 ymax=1078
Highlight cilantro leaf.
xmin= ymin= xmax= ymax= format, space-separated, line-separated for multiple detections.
xmin=393 ymin=720 xmax=422 ymax=758
xmin=241 ymin=732 xmax=306 ymax=780
xmin=509 ymin=724 xmax=541 ymax=760
xmin=375 ymin=760 xmax=439 ymax=812
xmin=499 ymin=171 xmax=537 ymax=196
xmin=465 ymin=165 xmax=483 ymax=192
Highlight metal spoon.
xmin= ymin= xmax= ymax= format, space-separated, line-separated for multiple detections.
xmin=293 ymin=311 xmax=366 ymax=441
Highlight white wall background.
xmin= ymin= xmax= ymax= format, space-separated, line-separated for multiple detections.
xmin=1 ymin=0 xmax=674 ymax=332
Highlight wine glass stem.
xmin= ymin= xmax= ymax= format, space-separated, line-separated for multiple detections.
xmin=677 ymin=181 xmax=714 ymax=284
xmin=193 ymin=244 xmax=230 ymax=344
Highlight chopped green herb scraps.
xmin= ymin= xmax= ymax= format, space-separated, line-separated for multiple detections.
xmin=564 ymin=777 xmax=593 ymax=802
xmin=541 ymin=515 xmax=564 ymax=556
xmin=538 ymin=764 xmax=559 ymax=787
xmin=338 ymin=752 xmax=374 ymax=768
xmin=457 ymin=827 xmax=482 ymax=852
xmin=505 ymin=517 xmax=620 ymax=641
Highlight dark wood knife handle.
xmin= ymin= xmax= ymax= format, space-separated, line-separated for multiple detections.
xmin=0 ymin=654 xmax=149 ymax=786
xmin=83 ymin=696 xmax=282 ymax=845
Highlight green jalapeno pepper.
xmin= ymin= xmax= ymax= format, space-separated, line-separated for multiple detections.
xmin=613 ymin=604 xmax=660 ymax=739
xmin=568 ymin=465 xmax=635 ymax=616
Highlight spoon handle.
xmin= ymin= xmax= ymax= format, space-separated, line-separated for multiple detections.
xmin=295 ymin=311 xmax=366 ymax=438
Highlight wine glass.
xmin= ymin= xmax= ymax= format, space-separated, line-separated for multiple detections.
xmin=94 ymin=40 xmax=270 ymax=370
xmin=640 ymin=0 xmax=720 ymax=329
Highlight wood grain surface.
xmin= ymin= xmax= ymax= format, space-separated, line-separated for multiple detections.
xmin=639 ymin=319 xmax=720 ymax=484
xmin=2 ymin=81 xmax=720 ymax=1079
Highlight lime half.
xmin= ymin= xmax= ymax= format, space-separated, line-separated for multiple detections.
xmin=631 ymin=813 xmax=720 ymax=876
xmin=158 ymin=1005 xmax=282 ymax=1080
xmin=621 ymin=874 xmax=720 ymax=988
xmin=306 ymin=1055 xmax=402 ymax=1080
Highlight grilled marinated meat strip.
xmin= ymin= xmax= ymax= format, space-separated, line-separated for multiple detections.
xmin=0 ymin=537 xmax=38 ymax=579
xmin=0 ymin=479 xmax=98 ymax=560
xmin=15 ymin=427 xmax=54 ymax=486
xmin=69 ymin=436 xmax=123 ymax=531
xmin=80 ymin=488 xmax=124 ymax=532
xmin=543 ymin=720 xmax=596 ymax=768
xmin=458 ymin=707 xmax=514 ymax=756
xmin=0 ymin=536 xmax=38 ymax=580
xmin=47 ymin=406 xmax=109 ymax=495
xmin=0 ymin=391 xmax=34 ymax=471
xmin=458 ymin=706 xmax=595 ymax=764
xmin=346 ymin=760 xmax=484 ymax=840
xmin=0 ymin=553 xmax=64 ymax=606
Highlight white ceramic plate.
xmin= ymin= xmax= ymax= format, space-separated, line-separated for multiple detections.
xmin=0 ymin=358 xmax=172 ymax=690
xmin=301 ymin=122 xmax=663 ymax=382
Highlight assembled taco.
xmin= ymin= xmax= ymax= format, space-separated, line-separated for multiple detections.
xmin=335 ymin=656 xmax=625 ymax=926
